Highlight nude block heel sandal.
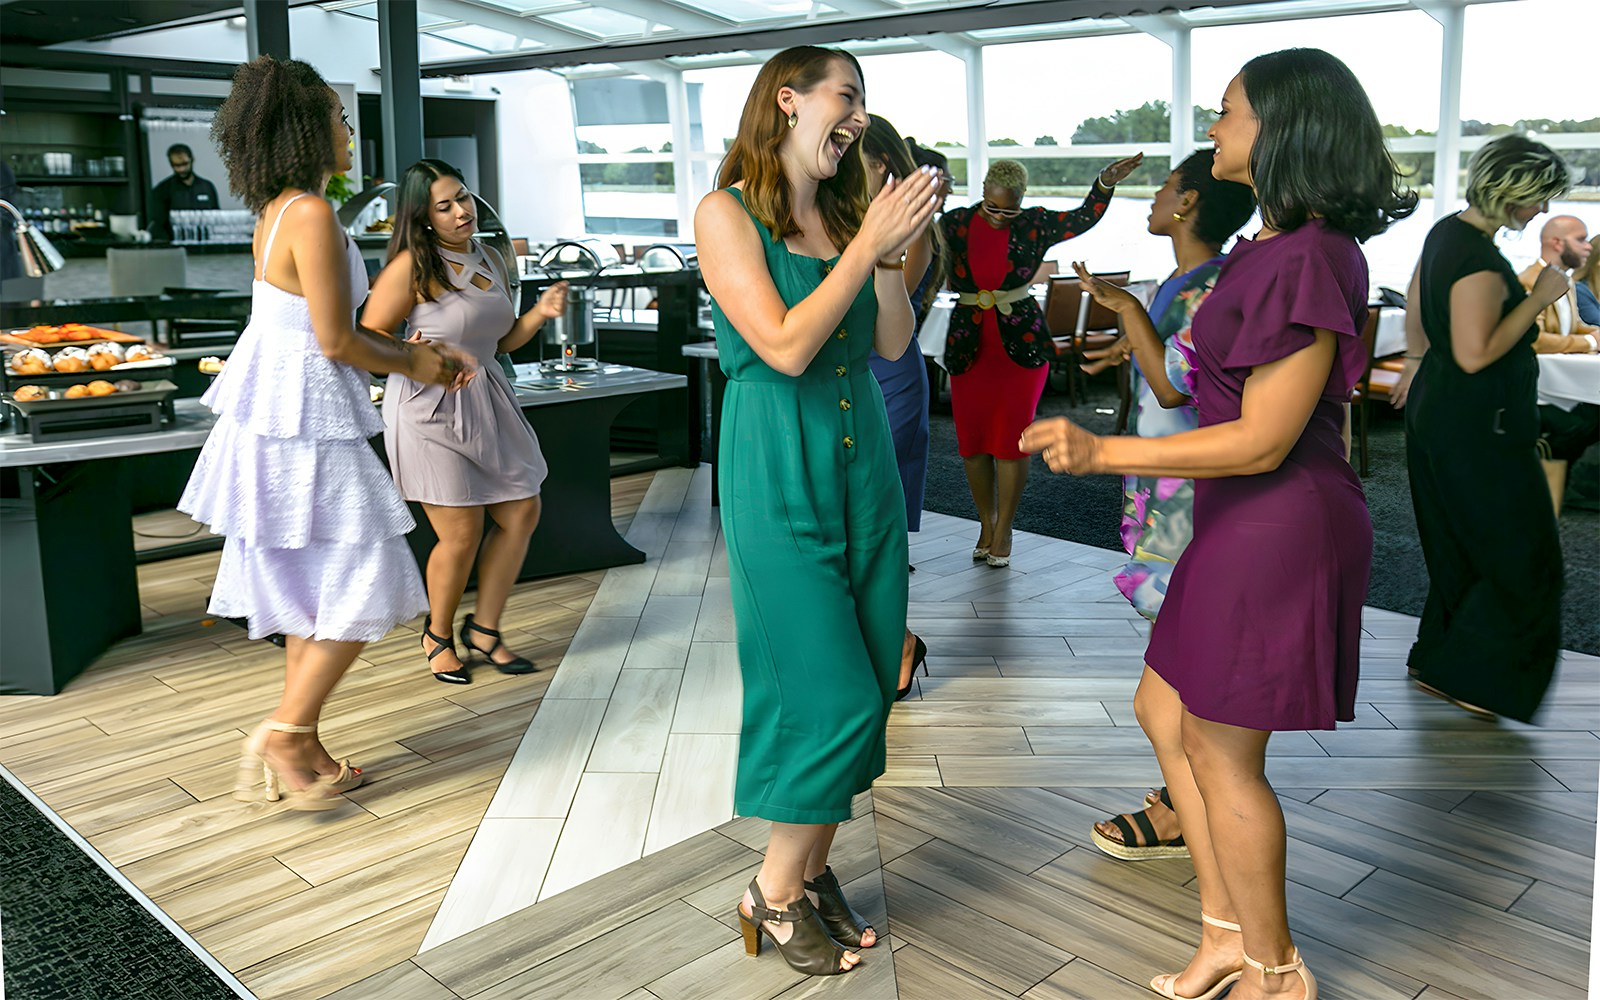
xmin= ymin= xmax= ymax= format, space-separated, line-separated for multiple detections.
xmin=1149 ymin=913 xmax=1243 ymax=1000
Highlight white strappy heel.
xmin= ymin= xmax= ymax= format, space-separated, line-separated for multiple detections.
xmin=1149 ymin=913 xmax=1243 ymax=1000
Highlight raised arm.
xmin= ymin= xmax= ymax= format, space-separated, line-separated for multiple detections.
xmin=696 ymin=171 xmax=936 ymax=377
xmin=1038 ymin=153 xmax=1143 ymax=244
xmin=1449 ymin=265 xmax=1568 ymax=373
xmin=1073 ymin=262 xmax=1189 ymax=408
xmin=1022 ymin=330 xmax=1338 ymax=479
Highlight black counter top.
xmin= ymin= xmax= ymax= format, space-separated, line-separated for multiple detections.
xmin=57 ymin=239 xmax=253 ymax=259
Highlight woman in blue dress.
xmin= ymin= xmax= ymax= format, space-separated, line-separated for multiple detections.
xmin=859 ymin=113 xmax=942 ymax=697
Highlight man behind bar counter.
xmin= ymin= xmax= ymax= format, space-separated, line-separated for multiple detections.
xmin=149 ymin=142 xmax=220 ymax=242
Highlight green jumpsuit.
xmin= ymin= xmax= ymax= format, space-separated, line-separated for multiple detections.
xmin=712 ymin=188 xmax=909 ymax=825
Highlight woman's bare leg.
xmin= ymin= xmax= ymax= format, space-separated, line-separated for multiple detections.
xmin=1135 ymin=667 xmax=1242 ymax=996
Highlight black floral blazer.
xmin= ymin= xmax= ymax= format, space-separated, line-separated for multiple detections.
xmin=938 ymin=183 xmax=1113 ymax=374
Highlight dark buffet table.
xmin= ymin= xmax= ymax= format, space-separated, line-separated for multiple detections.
xmin=1 ymin=290 xmax=255 ymax=327
xmin=0 ymin=364 xmax=685 ymax=696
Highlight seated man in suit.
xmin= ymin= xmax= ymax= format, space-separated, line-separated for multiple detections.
xmin=1520 ymin=215 xmax=1598 ymax=502
xmin=1520 ymin=215 xmax=1596 ymax=352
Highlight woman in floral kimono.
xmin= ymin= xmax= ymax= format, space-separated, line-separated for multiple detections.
xmin=1073 ymin=149 xmax=1254 ymax=861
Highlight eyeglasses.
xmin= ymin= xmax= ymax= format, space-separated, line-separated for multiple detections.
xmin=982 ymin=202 xmax=1022 ymax=219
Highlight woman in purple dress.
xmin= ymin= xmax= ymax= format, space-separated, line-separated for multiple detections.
xmin=1023 ymin=49 xmax=1414 ymax=1000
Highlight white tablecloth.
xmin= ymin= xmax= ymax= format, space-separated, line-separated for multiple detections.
xmin=1537 ymin=353 xmax=1600 ymax=410
xmin=1373 ymin=307 xmax=1407 ymax=359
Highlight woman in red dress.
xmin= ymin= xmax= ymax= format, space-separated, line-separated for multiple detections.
xmin=940 ymin=154 xmax=1142 ymax=565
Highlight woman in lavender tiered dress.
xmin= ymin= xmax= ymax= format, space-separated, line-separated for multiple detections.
xmin=362 ymin=159 xmax=568 ymax=684
xmin=1071 ymin=150 xmax=1255 ymax=862
xmin=181 ymin=56 xmax=469 ymax=810
xmin=1023 ymin=50 xmax=1414 ymax=1000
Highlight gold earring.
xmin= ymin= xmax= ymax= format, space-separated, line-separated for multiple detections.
xmin=787 ymin=112 xmax=798 ymax=129
xmin=1172 ymin=212 xmax=1185 ymax=222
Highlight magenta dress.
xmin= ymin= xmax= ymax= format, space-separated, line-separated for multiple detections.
xmin=1143 ymin=220 xmax=1372 ymax=731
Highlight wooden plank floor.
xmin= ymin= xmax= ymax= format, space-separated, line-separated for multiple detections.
xmin=5 ymin=464 xmax=1597 ymax=999
xmin=0 ymin=470 xmax=657 ymax=1000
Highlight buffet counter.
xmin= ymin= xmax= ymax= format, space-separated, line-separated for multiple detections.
xmin=0 ymin=364 xmax=685 ymax=696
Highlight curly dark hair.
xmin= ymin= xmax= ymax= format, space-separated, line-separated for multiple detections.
xmin=211 ymin=55 xmax=338 ymax=214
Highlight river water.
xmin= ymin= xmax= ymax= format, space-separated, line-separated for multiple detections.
xmin=1027 ymin=196 xmax=1598 ymax=294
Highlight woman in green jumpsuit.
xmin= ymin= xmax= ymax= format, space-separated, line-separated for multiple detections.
xmin=694 ymin=46 xmax=938 ymax=978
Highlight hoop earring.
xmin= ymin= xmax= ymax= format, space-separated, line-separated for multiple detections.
xmin=787 ymin=112 xmax=798 ymax=129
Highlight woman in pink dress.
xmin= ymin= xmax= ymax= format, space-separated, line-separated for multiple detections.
xmin=1023 ymin=49 xmax=1415 ymax=1000
xmin=362 ymin=159 xmax=568 ymax=684
xmin=181 ymin=57 xmax=469 ymax=810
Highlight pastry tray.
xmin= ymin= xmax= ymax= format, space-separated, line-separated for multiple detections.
xmin=4 ymin=356 xmax=176 ymax=386
xmin=0 ymin=326 xmax=145 ymax=348
xmin=4 ymin=379 xmax=179 ymax=416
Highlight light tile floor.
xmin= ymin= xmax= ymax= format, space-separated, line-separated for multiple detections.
xmin=419 ymin=462 xmax=1600 ymax=958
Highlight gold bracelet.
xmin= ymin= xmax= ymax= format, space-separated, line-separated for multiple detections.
xmin=877 ymin=258 xmax=906 ymax=270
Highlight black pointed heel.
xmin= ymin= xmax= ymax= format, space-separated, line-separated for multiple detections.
xmin=894 ymin=634 xmax=928 ymax=702
xmin=462 ymin=612 xmax=538 ymax=675
xmin=736 ymin=878 xmax=854 ymax=976
xmin=804 ymin=866 xmax=875 ymax=948
xmin=422 ymin=617 xmax=471 ymax=685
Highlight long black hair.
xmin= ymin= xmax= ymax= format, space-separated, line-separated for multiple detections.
xmin=861 ymin=115 xmax=948 ymax=316
xmin=1173 ymin=149 xmax=1255 ymax=248
xmin=388 ymin=158 xmax=468 ymax=304
xmin=1240 ymin=48 xmax=1416 ymax=242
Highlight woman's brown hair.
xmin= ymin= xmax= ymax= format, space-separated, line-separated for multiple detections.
xmin=716 ymin=46 xmax=870 ymax=256
xmin=389 ymin=158 xmax=472 ymax=304
xmin=860 ymin=113 xmax=947 ymax=316
xmin=212 ymin=55 xmax=338 ymax=214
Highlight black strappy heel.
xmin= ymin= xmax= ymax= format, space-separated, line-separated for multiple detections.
xmin=804 ymin=866 xmax=875 ymax=948
xmin=422 ymin=617 xmax=470 ymax=685
xmin=462 ymin=612 xmax=538 ymax=675
xmin=895 ymin=634 xmax=928 ymax=702
xmin=737 ymin=878 xmax=854 ymax=976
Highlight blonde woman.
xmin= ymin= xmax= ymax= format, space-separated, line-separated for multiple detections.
xmin=939 ymin=153 xmax=1141 ymax=566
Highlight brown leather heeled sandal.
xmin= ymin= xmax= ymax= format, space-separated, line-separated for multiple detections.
xmin=804 ymin=866 xmax=875 ymax=948
xmin=737 ymin=878 xmax=855 ymax=976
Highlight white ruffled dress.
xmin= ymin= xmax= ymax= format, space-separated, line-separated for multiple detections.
xmin=179 ymin=193 xmax=427 ymax=642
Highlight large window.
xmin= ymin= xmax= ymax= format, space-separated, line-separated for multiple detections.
xmin=570 ymin=76 xmax=683 ymax=238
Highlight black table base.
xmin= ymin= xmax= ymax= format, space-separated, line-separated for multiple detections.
xmin=1 ymin=462 xmax=141 ymax=695
xmin=399 ymin=388 xmax=646 ymax=583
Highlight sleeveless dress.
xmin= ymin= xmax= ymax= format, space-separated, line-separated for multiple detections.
xmin=179 ymin=193 xmax=427 ymax=642
xmin=867 ymin=246 xmax=935 ymax=531
xmin=1113 ymin=259 xmax=1220 ymax=619
xmin=383 ymin=243 xmax=547 ymax=506
xmin=713 ymin=188 xmax=908 ymax=825
xmin=949 ymin=216 xmax=1048 ymax=459
xmin=1143 ymin=221 xmax=1371 ymax=731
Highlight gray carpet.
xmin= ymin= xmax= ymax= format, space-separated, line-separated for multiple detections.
xmin=0 ymin=774 xmax=237 ymax=1000
xmin=921 ymin=372 xmax=1600 ymax=656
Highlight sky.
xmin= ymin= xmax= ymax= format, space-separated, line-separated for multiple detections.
xmin=682 ymin=0 xmax=1600 ymax=151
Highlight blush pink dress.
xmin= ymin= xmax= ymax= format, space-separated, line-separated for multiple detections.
xmin=382 ymin=244 xmax=547 ymax=506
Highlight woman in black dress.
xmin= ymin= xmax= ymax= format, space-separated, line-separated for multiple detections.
xmin=1399 ymin=134 xmax=1573 ymax=720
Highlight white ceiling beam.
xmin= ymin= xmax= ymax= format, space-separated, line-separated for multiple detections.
xmin=420 ymin=0 xmax=596 ymax=47
xmin=599 ymin=0 xmax=732 ymax=34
